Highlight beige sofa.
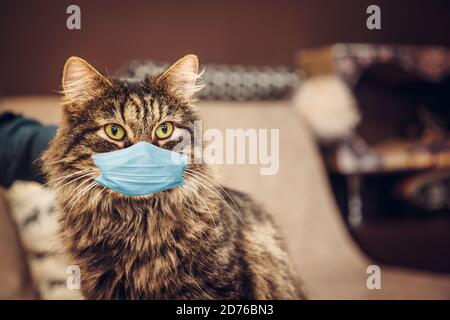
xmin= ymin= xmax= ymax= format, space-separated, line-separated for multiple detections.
xmin=1 ymin=96 xmax=450 ymax=299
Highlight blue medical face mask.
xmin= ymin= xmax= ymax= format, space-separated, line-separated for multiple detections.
xmin=92 ymin=141 xmax=188 ymax=196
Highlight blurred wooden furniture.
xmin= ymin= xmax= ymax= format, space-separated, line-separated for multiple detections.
xmin=297 ymin=44 xmax=450 ymax=272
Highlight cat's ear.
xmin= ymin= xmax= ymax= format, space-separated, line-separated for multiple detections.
xmin=156 ymin=54 xmax=203 ymax=102
xmin=62 ymin=56 xmax=111 ymax=106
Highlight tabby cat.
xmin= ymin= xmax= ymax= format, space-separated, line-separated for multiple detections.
xmin=42 ymin=54 xmax=304 ymax=299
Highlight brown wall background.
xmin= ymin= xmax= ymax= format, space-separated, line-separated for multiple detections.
xmin=1 ymin=0 xmax=450 ymax=96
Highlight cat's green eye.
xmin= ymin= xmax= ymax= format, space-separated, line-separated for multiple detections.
xmin=155 ymin=122 xmax=174 ymax=139
xmin=104 ymin=123 xmax=126 ymax=141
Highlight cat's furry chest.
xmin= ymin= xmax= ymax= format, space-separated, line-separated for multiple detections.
xmin=62 ymin=199 xmax=232 ymax=299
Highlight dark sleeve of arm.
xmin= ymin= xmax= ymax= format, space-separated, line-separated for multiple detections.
xmin=0 ymin=112 xmax=57 ymax=187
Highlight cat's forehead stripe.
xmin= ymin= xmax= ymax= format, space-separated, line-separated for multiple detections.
xmin=148 ymin=97 xmax=160 ymax=123
xmin=129 ymin=94 xmax=144 ymax=117
xmin=123 ymin=98 xmax=140 ymax=125
xmin=142 ymin=95 xmax=150 ymax=126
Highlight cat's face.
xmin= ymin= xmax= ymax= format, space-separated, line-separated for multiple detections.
xmin=43 ymin=55 xmax=210 ymax=208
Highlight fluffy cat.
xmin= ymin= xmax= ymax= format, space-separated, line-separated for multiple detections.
xmin=42 ymin=54 xmax=304 ymax=299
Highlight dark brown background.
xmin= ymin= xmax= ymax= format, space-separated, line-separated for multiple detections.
xmin=1 ymin=0 xmax=450 ymax=96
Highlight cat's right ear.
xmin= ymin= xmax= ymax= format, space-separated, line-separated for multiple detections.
xmin=62 ymin=57 xmax=111 ymax=109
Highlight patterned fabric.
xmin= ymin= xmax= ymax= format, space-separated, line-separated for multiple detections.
xmin=332 ymin=44 xmax=450 ymax=86
xmin=124 ymin=60 xmax=300 ymax=101
xmin=6 ymin=182 xmax=83 ymax=300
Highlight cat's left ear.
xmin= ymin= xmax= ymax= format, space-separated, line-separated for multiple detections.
xmin=62 ymin=56 xmax=112 ymax=108
xmin=156 ymin=54 xmax=203 ymax=103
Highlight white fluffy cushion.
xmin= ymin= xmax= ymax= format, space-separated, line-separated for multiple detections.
xmin=293 ymin=75 xmax=361 ymax=142
xmin=7 ymin=182 xmax=83 ymax=300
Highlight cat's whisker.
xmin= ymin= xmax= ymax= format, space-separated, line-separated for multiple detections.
xmin=63 ymin=183 xmax=97 ymax=231
xmin=184 ymin=172 xmax=233 ymax=218
xmin=43 ymin=168 xmax=93 ymax=188
xmin=50 ymin=171 xmax=96 ymax=194
xmin=90 ymin=185 xmax=107 ymax=208
xmin=66 ymin=181 xmax=98 ymax=218
xmin=184 ymin=170 xmax=245 ymax=226
xmin=185 ymin=168 xmax=240 ymax=213
xmin=177 ymin=187 xmax=214 ymax=232
xmin=6 ymin=171 xmax=93 ymax=207
xmin=186 ymin=170 xmax=243 ymax=225
xmin=174 ymin=188 xmax=199 ymax=228
xmin=8 ymin=170 xmax=95 ymax=211
xmin=42 ymin=158 xmax=74 ymax=165
xmin=185 ymin=172 xmax=234 ymax=226
xmin=182 ymin=183 xmax=218 ymax=232
xmin=61 ymin=178 xmax=96 ymax=215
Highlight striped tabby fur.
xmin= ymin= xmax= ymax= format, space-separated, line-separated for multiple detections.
xmin=41 ymin=55 xmax=304 ymax=299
